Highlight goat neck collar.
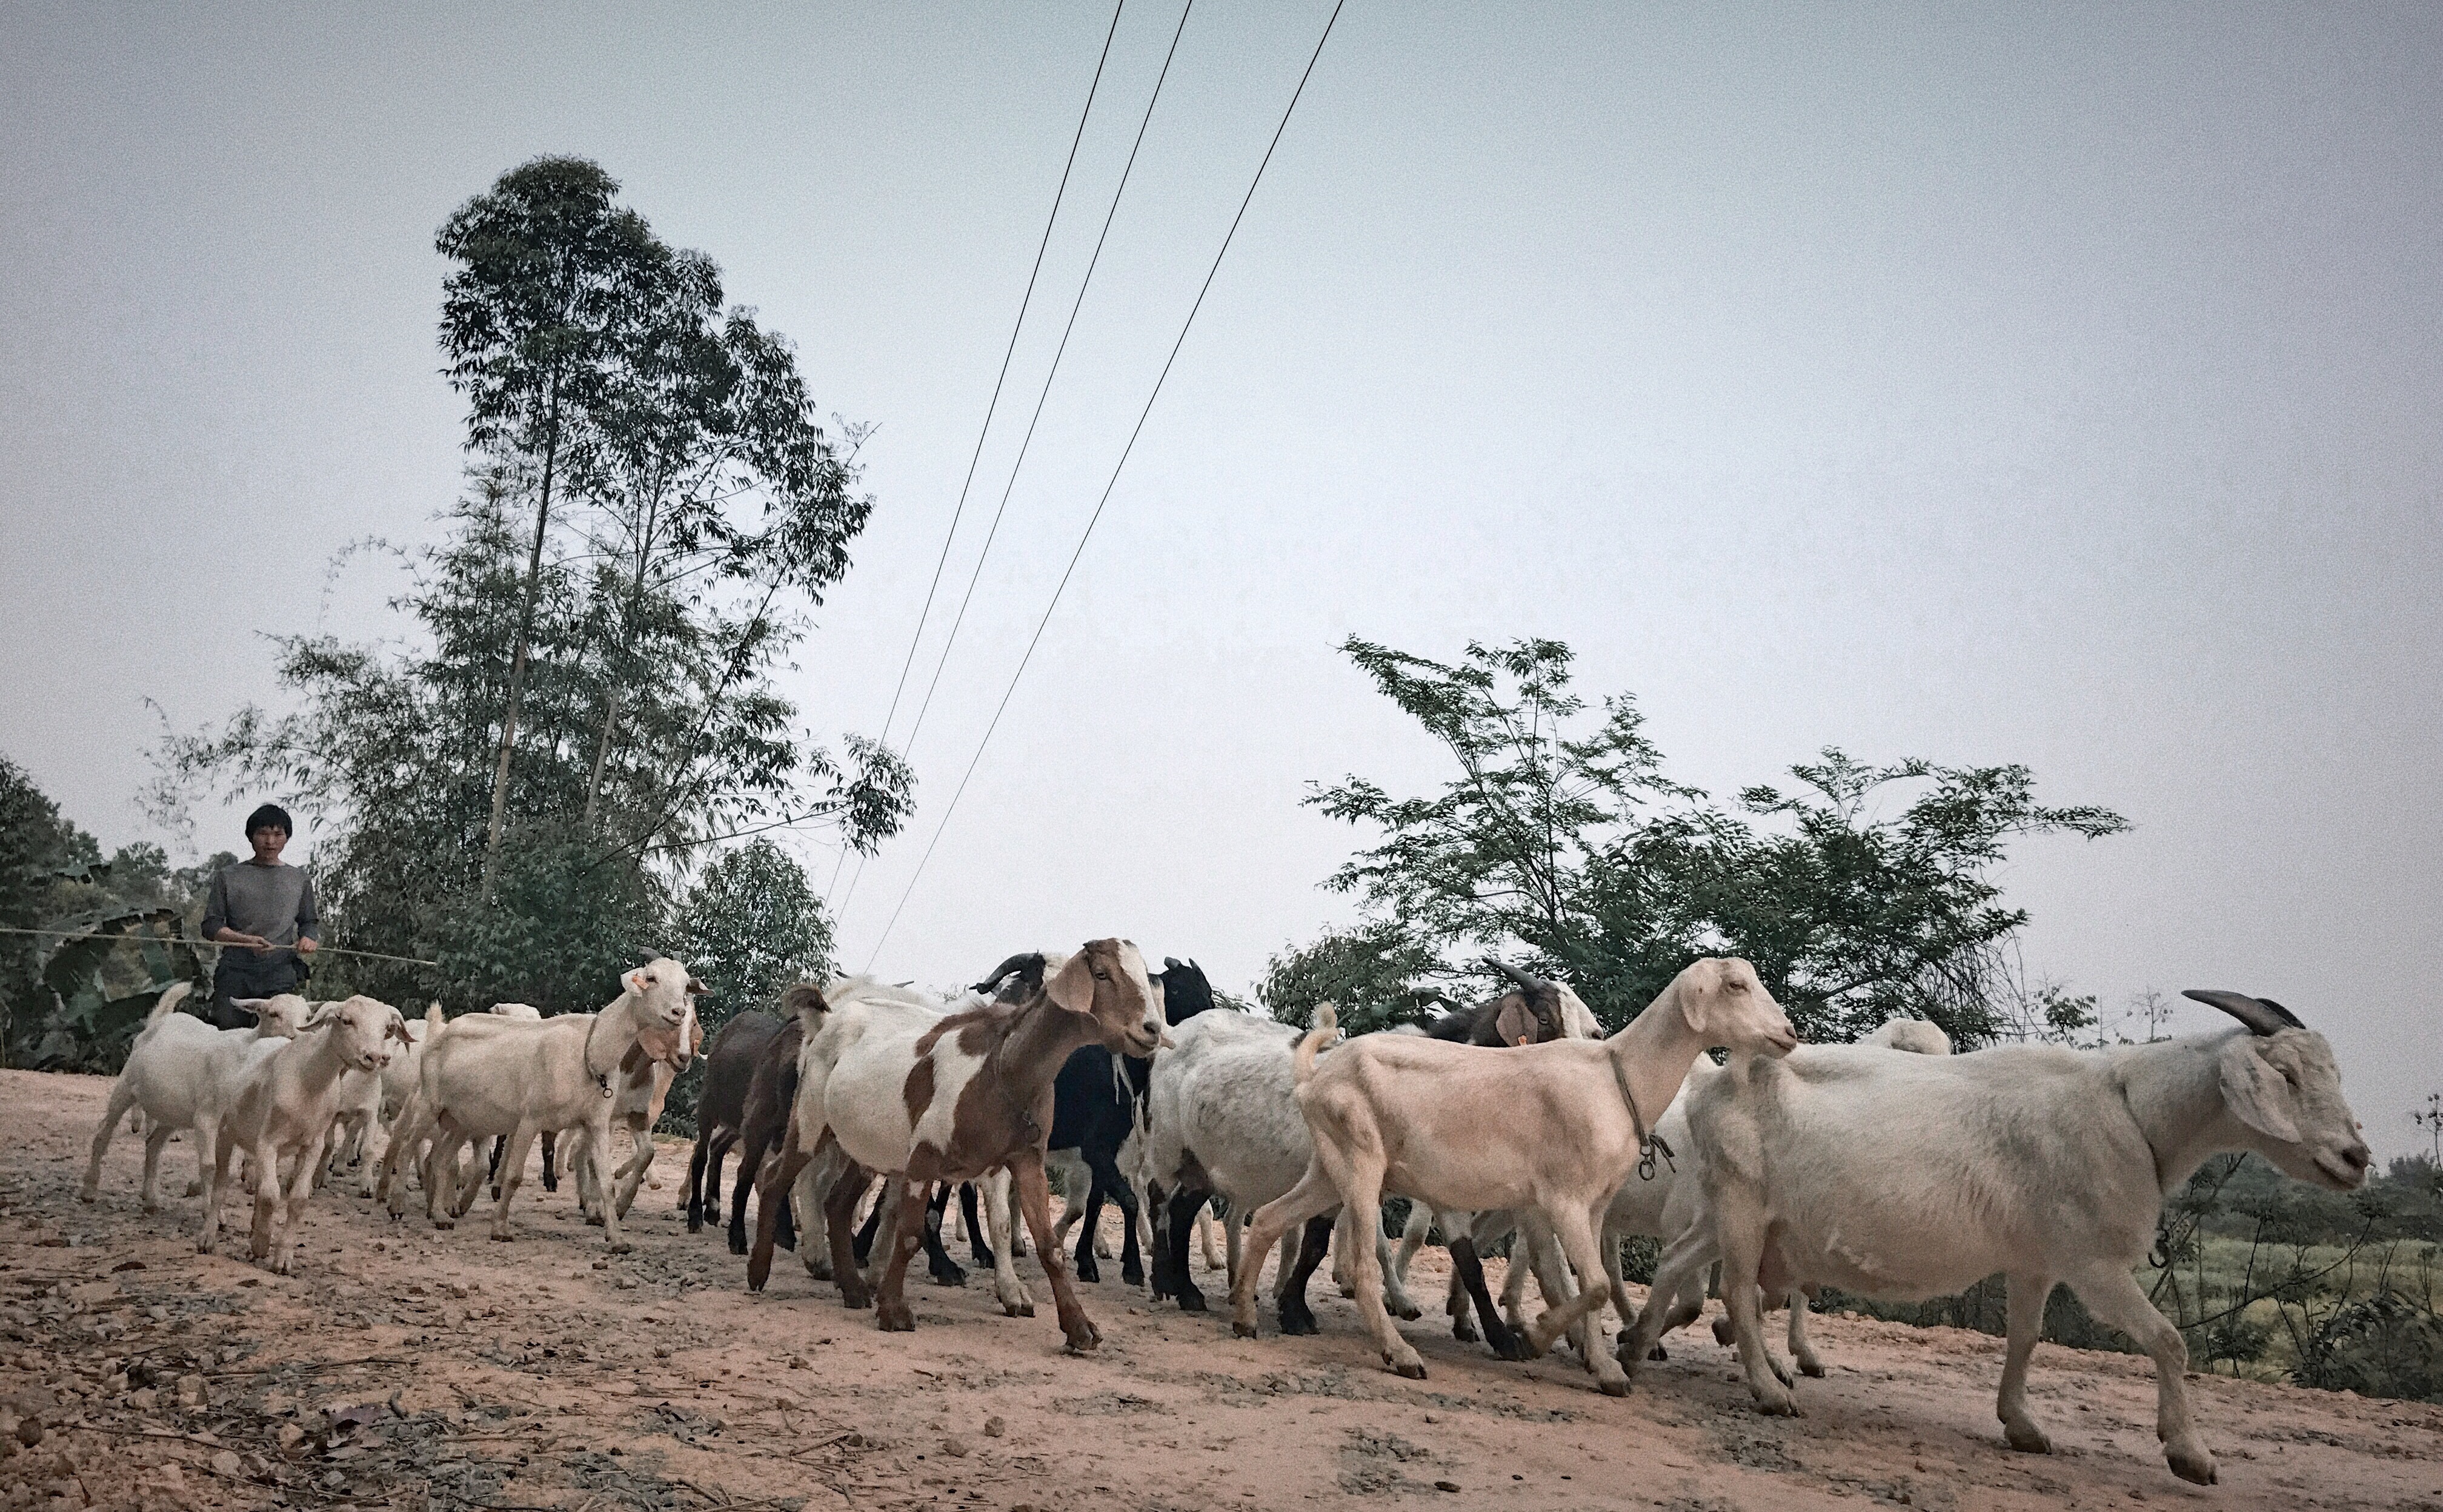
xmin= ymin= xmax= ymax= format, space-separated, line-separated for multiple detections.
xmin=583 ymin=1003 xmax=623 ymax=1095
xmin=1608 ymin=1053 xmax=1651 ymax=1146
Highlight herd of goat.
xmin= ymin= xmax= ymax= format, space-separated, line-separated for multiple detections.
xmin=73 ymin=938 xmax=2373 ymax=1487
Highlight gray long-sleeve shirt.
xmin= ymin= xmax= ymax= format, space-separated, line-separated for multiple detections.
xmin=201 ymin=860 xmax=318 ymax=961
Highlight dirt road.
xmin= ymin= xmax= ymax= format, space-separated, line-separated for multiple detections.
xmin=4 ymin=1068 xmax=2436 ymax=1511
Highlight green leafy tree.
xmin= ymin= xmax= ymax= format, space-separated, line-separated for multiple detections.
xmin=1255 ymin=921 xmax=1444 ymax=1033
xmin=438 ymin=156 xmax=672 ymax=893
xmin=150 ymin=160 xmax=911 ymax=1013
xmin=1304 ymin=635 xmax=2127 ymax=1044
xmin=665 ymin=839 xmax=831 ymax=1130
xmin=1 ymin=755 xmax=230 ymax=1069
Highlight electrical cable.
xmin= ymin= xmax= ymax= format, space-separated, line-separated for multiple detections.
xmin=862 ymin=0 xmax=1348 ymax=970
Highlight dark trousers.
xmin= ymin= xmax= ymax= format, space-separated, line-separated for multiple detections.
xmin=209 ymin=950 xmax=307 ymax=1030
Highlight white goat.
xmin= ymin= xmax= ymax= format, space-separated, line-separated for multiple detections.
xmin=570 ymin=995 xmax=701 ymax=1223
xmin=198 ymin=995 xmax=413 ymax=1272
xmin=1145 ymin=1007 xmax=1424 ymax=1330
xmin=81 ymin=984 xmax=313 ymax=1212
xmin=1235 ymin=958 xmax=1799 ymax=1393
xmin=1623 ymin=990 xmax=2370 ymax=1485
xmin=376 ymin=960 xmax=700 ymax=1252
xmin=1601 ymin=1015 xmax=1953 ymax=1376
xmin=1383 ymin=981 xmax=1611 ymax=1356
xmin=324 ymin=1007 xmax=433 ymax=1197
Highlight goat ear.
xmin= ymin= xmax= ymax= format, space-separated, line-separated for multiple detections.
xmin=1672 ymin=960 xmax=1722 ymax=1035
xmin=625 ymin=967 xmax=655 ymax=997
xmin=686 ymin=976 xmax=710 ymax=996
xmin=1045 ymin=950 xmax=1097 ymax=1015
xmin=299 ymin=1001 xmax=336 ymax=1030
xmin=2218 ymin=1037 xmax=2302 ymax=1144
xmin=386 ymin=1010 xmax=413 ymax=1046
xmin=1494 ymin=996 xmax=1536 ymax=1047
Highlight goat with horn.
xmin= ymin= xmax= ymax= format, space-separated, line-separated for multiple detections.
xmin=1626 ymin=987 xmax=2370 ymax=1485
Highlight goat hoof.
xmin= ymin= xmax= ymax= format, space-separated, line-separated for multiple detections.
xmin=877 ymin=1305 xmax=916 ymax=1333
xmin=1391 ymin=1302 xmax=1422 ymax=1321
xmin=1062 ymin=1320 xmax=1102 ymax=1353
xmin=729 ymin=1235 xmax=748 ymax=1256
xmin=433 ymin=1219 xmax=456 ymax=1231
xmin=1075 ymin=1259 xmax=1099 ymax=1284
xmin=1452 ymin=1318 xmax=1478 ymax=1344
xmin=1798 ymin=1359 xmax=1826 ymax=1379
xmin=929 ymin=1265 xmax=969 ymax=1289
xmin=1232 ymin=1321 xmax=1259 ymax=1339
xmin=1598 ymin=1375 xmax=1631 ymax=1398
xmin=1712 ymin=1316 xmax=1735 ymax=1346
xmin=1004 ymin=1300 xmax=1035 ymax=1318
xmin=76 ymin=1189 xmax=96 ymax=1205
xmin=1279 ymin=1310 xmax=1319 ymax=1338
xmin=1649 ymin=1344 xmax=1669 ymax=1362
xmin=1122 ymin=1267 xmax=1144 ymax=1288
xmin=1175 ymin=1288 xmax=1208 ymax=1314
xmin=1389 ymin=1357 xmax=1428 ymax=1381
xmin=1487 ymin=1333 xmax=1527 ymax=1363
xmin=2003 ymin=1422 xmax=2052 ymax=1455
xmin=2167 ymin=1447 xmax=2216 ymax=1487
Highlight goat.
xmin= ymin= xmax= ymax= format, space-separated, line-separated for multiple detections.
xmin=1143 ymin=1006 xmax=1426 ymax=1333
xmin=480 ymin=1003 xmax=558 ymax=1194
xmin=198 ymin=995 xmax=413 ymax=1271
xmin=1623 ymin=990 xmax=2369 ymax=1484
xmin=683 ymin=1010 xmax=785 ymax=1233
xmin=1234 ymin=957 xmax=1798 ymax=1393
xmin=323 ymin=1007 xmax=433 ymax=1198
xmin=376 ymin=961 xmax=701 ymax=1252
xmin=747 ymin=986 xmax=1022 ymax=1305
xmin=1381 ymin=963 xmax=1609 ymax=1361
xmin=1008 ymin=952 xmax=1221 ymax=1287
xmin=571 ymin=995 xmax=702 ymax=1223
xmin=754 ymin=942 xmax=1167 ymax=1350
xmin=81 ymin=983 xmax=313 ymax=1212
xmin=1600 ymin=1015 xmax=1954 ymax=1376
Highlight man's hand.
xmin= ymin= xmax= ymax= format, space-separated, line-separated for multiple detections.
xmin=296 ymin=937 xmax=319 ymax=958
xmin=212 ymin=927 xmax=274 ymax=956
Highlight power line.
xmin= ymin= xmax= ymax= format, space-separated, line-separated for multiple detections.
xmin=864 ymin=0 xmax=1349 ymax=972
xmin=897 ymin=0 xmax=1199 ymax=770
xmin=825 ymin=0 xmax=1128 ymax=912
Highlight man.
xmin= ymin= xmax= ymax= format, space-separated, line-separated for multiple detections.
xmin=200 ymin=803 xmax=320 ymax=1029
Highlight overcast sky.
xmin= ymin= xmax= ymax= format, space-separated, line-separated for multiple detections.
xmin=3 ymin=3 xmax=2436 ymax=1155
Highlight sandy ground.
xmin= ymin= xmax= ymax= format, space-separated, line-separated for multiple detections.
xmin=4 ymin=1067 xmax=2439 ymax=1512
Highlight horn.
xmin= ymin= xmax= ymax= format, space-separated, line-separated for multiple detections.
xmin=1486 ymin=958 xmax=1548 ymax=995
xmin=971 ymin=952 xmax=1045 ymax=995
xmin=2182 ymin=989 xmax=2305 ymax=1036
xmin=1164 ymin=957 xmax=1184 ymax=972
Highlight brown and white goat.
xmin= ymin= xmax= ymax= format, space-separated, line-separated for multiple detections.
xmin=752 ymin=941 xmax=1167 ymax=1351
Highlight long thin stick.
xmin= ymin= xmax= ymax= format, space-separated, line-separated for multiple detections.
xmin=0 ymin=926 xmax=438 ymax=967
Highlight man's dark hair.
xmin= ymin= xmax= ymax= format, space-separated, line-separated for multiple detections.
xmin=244 ymin=803 xmax=294 ymax=839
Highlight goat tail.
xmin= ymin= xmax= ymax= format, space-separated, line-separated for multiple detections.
xmin=424 ymin=1000 xmax=447 ymax=1040
xmin=1292 ymin=1002 xmax=1340 ymax=1086
xmin=142 ymin=980 xmax=196 ymax=1029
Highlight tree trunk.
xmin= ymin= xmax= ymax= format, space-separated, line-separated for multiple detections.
xmin=480 ymin=386 xmax=561 ymax=898
xmin=582 ymin=492 xmax=657 ymax=828
xmin=582 ymin=686 xmax=620 ymax=827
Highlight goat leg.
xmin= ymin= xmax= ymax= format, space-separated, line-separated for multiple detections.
xmin=922 ymin=1181 xmax=968 ymax=1287
xmin=1276 ymin=1215 xmax=1335 ymax=1335
xmin=1448 ymin=1235 xmax=1527 ymax=1360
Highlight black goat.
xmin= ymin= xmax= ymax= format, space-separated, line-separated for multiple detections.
xmin=683 ymin=1010 xmax=783 ymax=1233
